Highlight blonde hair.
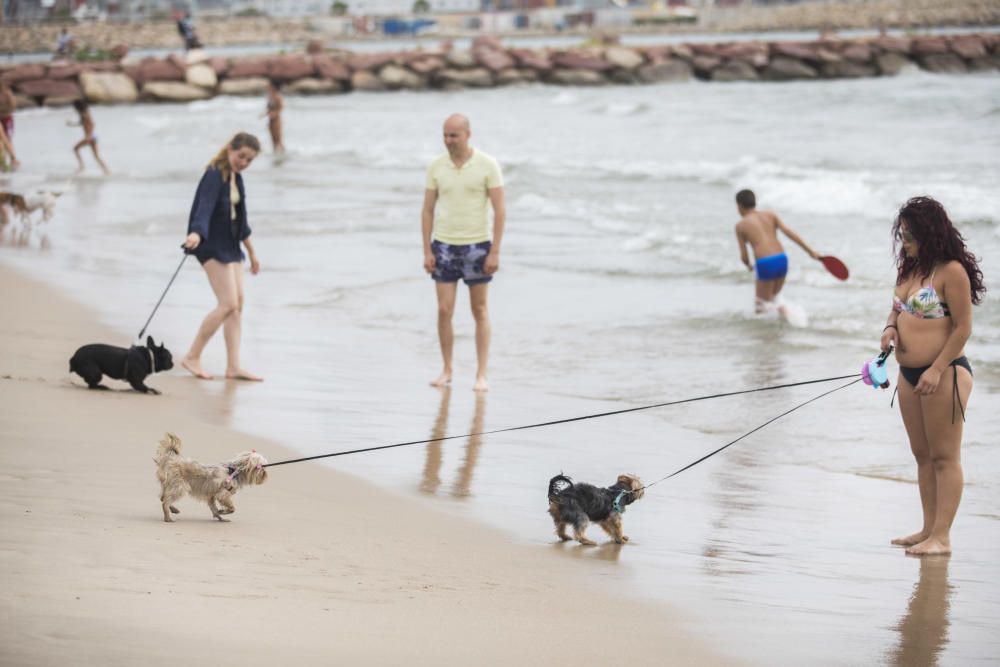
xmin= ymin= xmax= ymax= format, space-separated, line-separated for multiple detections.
xmin=207 ymin=132 xmax=261 ymax=180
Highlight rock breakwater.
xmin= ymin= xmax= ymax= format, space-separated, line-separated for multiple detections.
xmin=2 ymin=32 xmax=998 ymax=107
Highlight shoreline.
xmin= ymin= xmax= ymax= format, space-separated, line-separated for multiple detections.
xmin=0 ymin=260 xmax=731 ymax=664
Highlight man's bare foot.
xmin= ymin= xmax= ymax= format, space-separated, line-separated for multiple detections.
xmin=905 ymin=537 xmax=951 ymax=556
xmin=891 ymin=531 xmax=928 ymax=547
xmin=473 ymin=375 xmax=489 ymax=393
xmin=180 ymin=357 xmax=213 ymax=380
xmin=430 ymin=371 xmax=452 ymax=387
xmin=225 ymin=368 xmax=263 ymax=381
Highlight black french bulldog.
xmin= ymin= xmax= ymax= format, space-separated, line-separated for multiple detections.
xmin=69 ymin=336 xmax=174 ymax=395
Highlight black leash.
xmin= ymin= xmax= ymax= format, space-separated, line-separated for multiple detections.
xmin=137 ymin=251 xmax=189 ymax=341
xmin=264 ymin=373 xmax=860 ymax=468
xmin=636 ymin=376 xmax=862 ymax=494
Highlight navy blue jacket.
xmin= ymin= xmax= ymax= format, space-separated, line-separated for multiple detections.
xmin=187 ymin=167 xmax=251 ymax=265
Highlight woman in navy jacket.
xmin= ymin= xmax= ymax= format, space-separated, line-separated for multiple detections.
xmin=180 ymin=132 xmax=263 ymax=381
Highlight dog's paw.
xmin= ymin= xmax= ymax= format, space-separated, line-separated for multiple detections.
xmin=213 ymin=515 xmax=230 ymax=522
xmin=169 ymin=506 xmax=180 ymax=514
xmin=620 ymin=535 xmax=629 ymax=543
xmin=146 ymin=387 xmax=161 ymax=395
xmin=163 ymin=516 xmax=175 ymax=523
xmin=579 ymin=539 xmax=597 ymax=547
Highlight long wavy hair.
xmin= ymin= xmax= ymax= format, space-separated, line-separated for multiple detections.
xmin=207 ymin=132 xmax=260 ymax=181
xmin=893 ymin=196 xmax=985 ymax=305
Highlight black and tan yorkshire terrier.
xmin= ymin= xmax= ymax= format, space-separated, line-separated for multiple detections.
xmin=154 ymin=433 xmax=268 ymax=522
xmin=547 ymin=473 xmax=644 ymax=546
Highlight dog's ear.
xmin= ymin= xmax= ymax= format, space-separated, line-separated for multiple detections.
xmin=146 ymin=335 xmax=155 ymax=349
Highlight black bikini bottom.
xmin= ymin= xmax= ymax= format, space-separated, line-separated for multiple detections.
xmin=898 ymin=356 xmax=972 ymax=423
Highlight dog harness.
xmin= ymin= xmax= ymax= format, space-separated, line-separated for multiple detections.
xmin=613 ymin=490 xmax=628 ymax=514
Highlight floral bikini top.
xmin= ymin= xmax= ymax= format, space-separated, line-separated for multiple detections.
xmin=894 ymin=272 xmax=950 ymax=319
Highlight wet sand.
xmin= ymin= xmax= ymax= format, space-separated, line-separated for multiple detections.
xmin=0 ymin=263 xmax=728 ymax=665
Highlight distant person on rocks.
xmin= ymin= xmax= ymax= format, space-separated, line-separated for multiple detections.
xmin=55 ymin=28 xmax=73 ymax=59
xmin=180 ymin=132 xmax=263 ymax=382
xmin=68 ymin=99 xmax=109 ymax=175
xmin=733 ymin=189 xmax=821 ymax=314
xmin=176 ymin=11 xmax=201 ymax=51
xmin=261 ymin=81 xmax=284 ymax=153
xmin=422 ymin=113 xmax=505 ymax=392
xmin=0 ymin=83 xmax=19 ymax=171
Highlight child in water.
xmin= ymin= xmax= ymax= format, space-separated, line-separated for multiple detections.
xmin=68 ymin=99 xmax=109 ymax=175
xmin=734 ymin=188 xmax=822 ymax=317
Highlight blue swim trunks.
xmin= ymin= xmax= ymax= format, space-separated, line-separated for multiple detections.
xmin=755 ymin=252 xmax=788 ymax=281
xmin=431 ymin=240 xmax=492 ymax=285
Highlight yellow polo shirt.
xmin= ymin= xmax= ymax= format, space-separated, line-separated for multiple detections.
xmin=425 ymin=149 xmax=503 ymax=245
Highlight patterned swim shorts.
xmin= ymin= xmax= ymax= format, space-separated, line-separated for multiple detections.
xmin=430 ymin=240 xmax=493 ymax=285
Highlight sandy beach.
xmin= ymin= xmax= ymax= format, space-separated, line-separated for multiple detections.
xmin=0 ymin=262 xmax=729 ymax=664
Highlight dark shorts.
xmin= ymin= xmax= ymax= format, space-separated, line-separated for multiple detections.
xmin=755 ymin=252 xmax=788 ymax=281
xmin=431 ymin=239 xmax=492 ymax=286
xmin=1 ymin=116 xmax=12 ymax=138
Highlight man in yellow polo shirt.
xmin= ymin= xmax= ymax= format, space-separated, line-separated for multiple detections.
xmin=421 ymin=113 xmax=506 ymax=393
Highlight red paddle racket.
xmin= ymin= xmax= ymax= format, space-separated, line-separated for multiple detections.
xmin=820 ymin=255 xmax=849 ymax=281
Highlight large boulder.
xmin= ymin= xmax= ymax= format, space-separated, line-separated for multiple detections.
xmin=435 ymin=67 xmax=493 ymax=88
xmin=821 ymin=61 xmax=878 ymax=78
xmin=142 ymin=81 xmax=213 ymax=102
xmin=186 ymin=63 xmax=218 ymax=89
xmin=873 ymin=36 xmax=910 ymax=55
xmin=472 ymin=35 xmax=504 ymax=51
xmin=350 ymin=70 xmax=385 ymax=91
xmin=378 ymin=64 xmax=425 ymax=90
xmin=445 ymin=50 xmax=477 ymax=69
xmin=347 ymin=53 xmax=396 ymax=71
xmin=209 ymin=56 xmax=229 ymax=77
xmin=226 ymin=59 xmax=270 ymax=79
xmin=269 ymin=55 xmax=314 ymax=82
xmin=875 ymin=52 xmax=912 ymax=76
xmin=15 ymin=78 xmax=82 ymax=103
xmin=711 ymin=60 xmax=759 ymax=82
xmin=770 ymin=42 xmax=820 ymax=63
xmin=760 ymin=56 xmax=818 ymax=81
xmin=46 ymin=63 xmax=83 ymax=80
xmin=285 ymin=77 xmax=343 ymax=95
xmin=496 ymin=68 xmax=528 ymax=86
xmin=949 ymin=36 xmax=987 ymax=60
xmin=716 ymin=41 xmax=768 ymax=68
xmin=910 ymin=37 xmax=949 ymax=56
xmin=842 ymin=43 xmax=873 ymax=63
xmin=691 ymin=55 xmax=722 ymax=78
xmin=313 ymin=55 xmax=351 ymax=82
xmin=604 ymin=47 xmax=644 ymax=70
xmin=218 ymin=77 xmax=269 ymax=96
xmin=137 ymin=58 xmax=185 ymax=84
xmin=474 ymin=48 xmax=515 ymax=72
xmin=551 ymin=51 xmax=613 ymax=72
xmin=408 ymin=56 xmax=446 ymax=75
xmin=967 ymin=55 xmax=1000 ymax=72
xmin=510 ymin=49 xmax=551 ymax=72
xmin=548 ymin=68 xmax=607 ymax=86
xmin=184 ymin=49 xmax=209 ymax=66
xmin=1 ymin=63 xmax=46 ymax=84
xmin=79 ymin=71 xmax=139 ymax=104
xmin=919 ymin=54 xmax=968 ymax=74
xmin=636 ymin=58 xmax=692 ymax=83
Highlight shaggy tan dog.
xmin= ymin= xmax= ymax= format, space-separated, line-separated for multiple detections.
xmin=154 ymin=433 xmax=267 ymax=522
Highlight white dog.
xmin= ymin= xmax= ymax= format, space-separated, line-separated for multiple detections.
xmin=23 ymin=191 xmax=60 ymax=221
xmin=154 ymin=433 xmax=268 ymax=522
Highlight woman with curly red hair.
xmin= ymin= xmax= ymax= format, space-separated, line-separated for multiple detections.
xmin=880 ymin=196 xmax=985 ymax=556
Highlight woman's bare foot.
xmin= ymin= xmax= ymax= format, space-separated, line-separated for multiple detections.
xmin=225 ymin=368 xmax=263 ymax=381
xmin=180 ymin=357 xmax=213 ymax=380
xmin=905 ymin=537 xmax=951 ymax=556
xmin=473 ymin=375 xmax=489 ymax=393
xmin=430 ymin=371 xmax=452 ymax=387
xmin=891 ymin=531 xmax=929 ymax=547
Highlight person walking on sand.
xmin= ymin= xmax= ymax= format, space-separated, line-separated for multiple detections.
xmin=68 ymin=100 xmax=109 ymax=175
xmin=422 ymin=113 xmax=505 ymax=392
xmin=261 ymin=80 xmax=284 ymax=154
xmin=180 ymin=132 xmax=263 ymax=382
xmin=880 ymin=196 xmax=983 ymax=556
xmin=0 ymin=82 xmax=19 ymax=172
xmin=734 ymin=189 xmax=822 ymax=314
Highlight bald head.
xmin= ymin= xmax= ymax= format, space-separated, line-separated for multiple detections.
xmin=443 ymin=114 xmax=471 ymax=159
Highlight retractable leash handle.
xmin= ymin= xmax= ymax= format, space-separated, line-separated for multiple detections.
xmin=135 ymin=246 xmax=192 ymax=342
xmin=861 ymin=345 xmax=894 ymax=390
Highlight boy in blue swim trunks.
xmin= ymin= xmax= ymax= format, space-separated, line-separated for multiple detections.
xmin=734 ymin=189 xmax=821 ymax=313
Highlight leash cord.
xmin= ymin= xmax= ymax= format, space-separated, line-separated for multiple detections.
xmin=137 ymin=252 xmax=189 ymax=342
xmin=636 ymin=377 xmax=862 ymax=493
xmin=264 ymin=372 xmax=860 ymax=468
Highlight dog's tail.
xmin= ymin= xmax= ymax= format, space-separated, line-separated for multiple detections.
xmin=548 ymin=474 xmax=574 ymax=502
xmin=155 ymin=432 xmax=182 ymax=463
